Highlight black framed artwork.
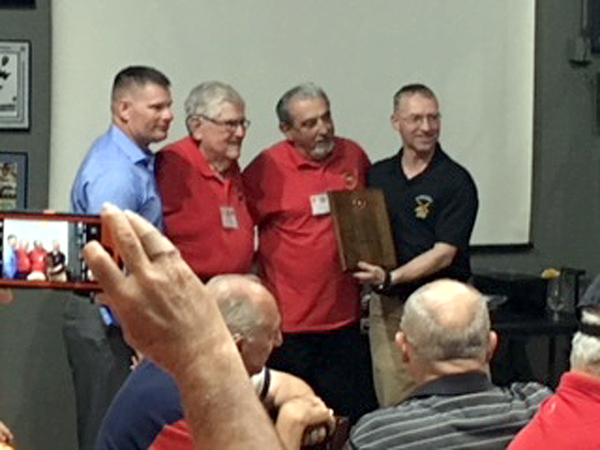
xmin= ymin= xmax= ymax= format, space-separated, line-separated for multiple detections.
xmin=0 ymin=0 xmax=35 ymax=8
xmin=0 ymin=41 xmax=30 ymax=130
xmin=0 ymin=152 xmax=27 ymax=210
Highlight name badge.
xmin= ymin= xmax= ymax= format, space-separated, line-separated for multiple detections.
xmin=220 ymin=206 xmax=239 ymax=229
xmin=310 ymin=193 xmax=330 ymax=216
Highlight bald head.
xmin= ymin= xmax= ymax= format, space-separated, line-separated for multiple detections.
xmin=207 ymin=275 xmax=278 ymax=336
xmin=206 ymin=275 xmax=282 ymax=375
xmin=400 ymin=279 xmax=491 ymax=363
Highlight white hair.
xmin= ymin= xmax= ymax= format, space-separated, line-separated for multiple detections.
xmin=184 ymin=81 xmax=244 ymax=133
xmin=570 ymin=307 xmax=600 ymax=375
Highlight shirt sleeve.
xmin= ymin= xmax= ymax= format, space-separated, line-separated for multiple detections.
xmin=242 ymin=154 xmax=268 ymax=223
xmin=83 ymin=167 xmax=141 ymax=214
xmin=357 ymin=146 xmax=371 ymax=185
xmin=434 ymin=170 xmax=478 ymax=250
xmin=155 ymin=149 xmax=192 ymax=218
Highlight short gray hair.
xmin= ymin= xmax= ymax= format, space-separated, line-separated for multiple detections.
xmin=401 ymin=282 xmax=490 ymax=362
xmin=184 ymin=81 xmax=244 ymax=132
xmin=570 ymin=308 xmax=600 ymax=375
xmin=392 ymin=83 xmax=437 ymax=115
xmin=207 ymin=274 xmax=266 ymax=338
xmin=276 ymin=82 xmax=329 ymax=126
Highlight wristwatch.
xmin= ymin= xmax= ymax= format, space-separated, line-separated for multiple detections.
xmin=373 ymin=269 xmax=392 ymax=295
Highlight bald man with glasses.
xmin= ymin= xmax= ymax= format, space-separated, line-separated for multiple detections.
xmin=156 ymin=81 xmax=254 ymax=281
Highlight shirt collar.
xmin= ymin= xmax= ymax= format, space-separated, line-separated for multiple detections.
xmin=189 ymin=138 xmax=241 ymax=182
xmin=408 ymin=371 xmax=494 ymax=400
xmin=394 ymin=143 xmax=443 ymax=180
xmin=109 ymin=124 xmax=154 ymax=166
xmin=561 ymin=371 xmax=600 ymax=401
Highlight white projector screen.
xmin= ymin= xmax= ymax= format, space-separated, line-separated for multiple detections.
xmin=50 ymin=0 xmax=535 ymax=245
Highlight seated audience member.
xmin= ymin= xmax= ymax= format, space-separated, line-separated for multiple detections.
xmin=95 ymin=274 xmax=334 ymax=450
xmin=509 ymin=274 xmax=600 ymax=449
xmin=83 ymin=204 xmax=304 ymax=449
xmin=346 ymin=279 xmax=551 ymax=450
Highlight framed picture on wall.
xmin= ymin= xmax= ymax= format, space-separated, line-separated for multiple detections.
xmin=0 ymin=41 xmax=30 ymax=130
xmin=0 ymin=0 xmax=35 ymax=8
xmin=0 ymin=152 xmax=27 ymax=210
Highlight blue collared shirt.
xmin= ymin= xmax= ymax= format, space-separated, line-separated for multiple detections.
xmin=3 ymin=247 xmax=16 ymax=278
xmin=70 ymin=125 xmax=163 ymax=230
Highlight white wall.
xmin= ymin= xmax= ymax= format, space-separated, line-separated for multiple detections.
xmin=51 ymin=0 xmax=535 ymax=245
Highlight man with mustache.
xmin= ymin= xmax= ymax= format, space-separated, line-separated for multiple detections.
xmin=243 ymin=83 xmax=377 ymax=423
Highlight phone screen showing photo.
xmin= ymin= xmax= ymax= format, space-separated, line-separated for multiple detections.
xmin=0 ymin=213 xmax=102 ymax=290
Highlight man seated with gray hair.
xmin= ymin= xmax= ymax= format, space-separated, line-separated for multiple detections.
xmin=509 ymin=274 xmax=600 ymax=449
xmin=95 ymin=274 xmax=334 ymax=450
xmin=346 ymin=279 xmax=551 ymax=450
xmin=156 ymin=81 xmax=254 ymax=282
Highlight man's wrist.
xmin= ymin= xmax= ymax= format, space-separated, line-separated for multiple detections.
xmin=373 ymin=269 xmax=392 ymax=294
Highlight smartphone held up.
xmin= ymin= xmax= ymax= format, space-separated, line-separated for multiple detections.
xmin=0 ymin=211 xmax=117 ymax=291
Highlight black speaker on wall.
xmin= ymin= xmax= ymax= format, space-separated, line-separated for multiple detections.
xmin=590 ymin=0 xmax=600 ymax=53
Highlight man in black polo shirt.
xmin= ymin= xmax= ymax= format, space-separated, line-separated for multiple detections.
xmin=354 ymin=84 xmax=478 ymax=406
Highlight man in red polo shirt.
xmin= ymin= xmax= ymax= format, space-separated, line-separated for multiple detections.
xmin=156 ymin=81 xmax=254 ymax=280
xmin=242 ymin=83 xmax=378 ymax=423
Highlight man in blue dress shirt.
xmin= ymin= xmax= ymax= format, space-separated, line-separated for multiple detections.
xmin=2 ymin=234 xmax=17 ymax=279
xmin=66 ymin=65 xmax=173 ymax=450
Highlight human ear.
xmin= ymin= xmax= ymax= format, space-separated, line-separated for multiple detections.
xmin=395 ymin=331 xmax=410 ymax=363
xmin=391 ymin=114 xmax=401 ymax=132
xmin=486 ymin=331 xmax=498 ymax=362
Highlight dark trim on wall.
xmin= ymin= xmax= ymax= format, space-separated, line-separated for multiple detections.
xmin=471 ymin=243 xmax=534 ymax=254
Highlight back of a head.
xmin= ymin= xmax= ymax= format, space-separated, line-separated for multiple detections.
xmin=401 ymin=279 xmax=490 ymax=363
xmin=184 ymin=81 xmax=244 ymax=127
xmin=111 ymin=66 xmax=171 ymax=109
xmin=276 ymin=82 xmax=329 ymax=126
xmin=570 ymin=308 xmax=600 ymax=376
xmin=570 ymin=275 xmax=600 ymax=376
xmin=206 ymin=274 xmax=272 ymax=337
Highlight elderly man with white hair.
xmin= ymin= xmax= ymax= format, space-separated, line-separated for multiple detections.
xmin=156 ymin=81 xmax=254 ymax=282
xmin=509 ymin=275 xmax=600 ymax=449
xmin=347 ymin=279 xmax=551 ymax=450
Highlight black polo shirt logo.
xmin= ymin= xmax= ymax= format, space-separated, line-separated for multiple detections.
xmin=415 ymin=195 xmax=433 ymax=219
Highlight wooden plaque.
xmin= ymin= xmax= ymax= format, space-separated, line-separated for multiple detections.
xmin=328 ymin=189 xmax=397 ymax=271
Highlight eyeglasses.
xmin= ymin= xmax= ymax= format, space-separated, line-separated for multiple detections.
xmin=400 ymin=114 xmax=441 ymax=126
xmin=196 ymin=115 xmax=251 ymax=132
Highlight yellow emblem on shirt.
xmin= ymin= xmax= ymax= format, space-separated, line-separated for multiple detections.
xmin=415 ymin=195 xmax=433 ymax=219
